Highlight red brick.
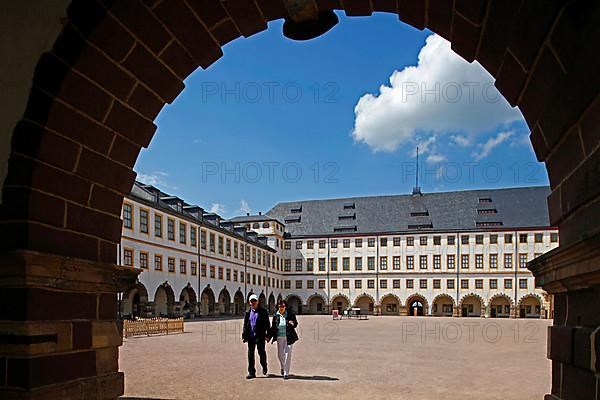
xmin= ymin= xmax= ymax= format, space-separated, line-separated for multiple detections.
xmin=121 ymin=43 xmax=184 ymax=103
xmin=33 ymin=53 xmax=113 ymax=122
xmin=221 ymin=0 xmax=267 ymax=37
xmin=550 ymin=1 xmax=599 ymax=75
xmin=0 ymin=187 xmax=65 ymax=228
xmin=398 ymin=0 xmax=426 ymax=30
xmin=545 ymin=126 xmax=585 ymax=188
xmin=89 ymin=184 xmax=124 ymax=216
xmin=372 ymin=0 xmax=397 ymax=13
xmin=580 ymin=96 xmax=600 ymax=156
xmin=529 ymin=124 xmax=551 ymax=162
xmin=75 ymin=148 xmax=137 ymax=193
xmin=573 ymin=327 xmax=593 ymax=370
xmin=255 ymin=0 xmax=289 ymax=20
xmin=105 ymin=101 xmax=157 ymax=148
xmin=518 ymin=48 xmax=565 ymax=125
xmin=109 ymin=135 xmax=142 ymax=168
xmin=451 ymin=14 xmax=482 ymax=62
xmin=4 ymin=154 xmax=91 ymax=205
xmin=315 ymin=0 xmax=343 ymax=11
xmin=7 ymin=351 xmax=96 ymax=388
xmin=67 ymin=203 xmax=123 ymax=243
xmin=99 ymin=293 xmax=119 ymax=320
xmin=560 ymin=145 xmax=600 ymax=216
xmin=561 ymin=364 xmax=596 ymax=400
xmin=87 ymin=13 xmax=136 ymax=62
xmin=73 ymin=321 xmax=93 ymax=350
xmin=558 ymin=195 xmax=600 ymax=247
xmin=547 ymin=187 xmax=562 ymax=226
xmin=506 ymin=1 xmax=563 ymax=71
xmin=211 ymin=20 xmax=242 ymax=46
xmin=455 ymin=0 xmax=489 ymax=25
xmin=103 ymin=0 xmax=172 ymax=55
xmin=154 ymin=0 xmax=222 ymax=69
xmin=159 ymin=40 xmax=198 ymax=80
xmin=476 ymin=0 xmax=522 ymax=76
xmin=100 ymin=240 xmax=119 ymax=264
xmin=495 ymin=51 xmax=528 ymax=107
xmin=11 ymin=120 xmax=80 ymax=172
xmin=127 ymin=83 xmax=165 ymax=122
xmin=548 ymin=325 xmax=573 ymax=364
xmin=186 ymin=0 xmax=230 ymax=28
xmin=342 ymin=0 xmax=373 ymax=16
xmin=427 ymin=0 xmax=453 ymax=39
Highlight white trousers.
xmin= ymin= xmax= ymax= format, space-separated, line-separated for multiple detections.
xmin=277 ymin=337 xmax=293 ymax=375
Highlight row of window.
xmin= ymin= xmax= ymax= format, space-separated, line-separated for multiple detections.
xmin=283 ymin=253 xmax=535 ymax=272
xmin=121 ymin=248 xmax=286 ymax=289
xmin=284 ymin=233 xmax=558 ymax=250
xmin=283 ymin=277 xmax=530 ymax=290
xmin=123 ymin=204 xmax=275 ymax=267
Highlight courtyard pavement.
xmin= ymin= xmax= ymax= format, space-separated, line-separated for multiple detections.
xmin=120 ymin=315 xmax=551 ymax=400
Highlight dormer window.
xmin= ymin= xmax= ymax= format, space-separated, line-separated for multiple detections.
xmin=478 ymin=197 xmax=492 ymax=203
xmin=410 ymin=211 xmax=429 ymax=217
xmin=343 ymin=202 xmax=355 ymax=209
xmin=477 ymin=209 xmax=498 ymax=214
xmin=290 ymin=206 xmax=302 ymax=213
xmin=338 ymin=213 xmax=356 ymax=220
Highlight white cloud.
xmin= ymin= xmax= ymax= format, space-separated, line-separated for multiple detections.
xmin=450 ymin=134 xmax=470 ymax=147
xmin=472 ymin=131 xmax=514 ymax=161
xmin=209 ymin=203 xmax=226 ymax=214
xmin=238 ymin=199 xmax=251 ymax=214
xmin=352 ymin=34 xmax=522 ymax=153
xmin=136 ymin=171 xmax=177 ymax=189
xmin=427 ymin=153 xmax=446 ymax=163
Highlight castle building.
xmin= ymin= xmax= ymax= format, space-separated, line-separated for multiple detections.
xmin=119 ymin=183 xmax=557 ymax=318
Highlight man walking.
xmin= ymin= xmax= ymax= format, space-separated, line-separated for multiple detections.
xmin=242 ymin=294 xmax=270 ymax=379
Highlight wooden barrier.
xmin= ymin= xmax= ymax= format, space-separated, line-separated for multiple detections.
xmin=123 ymin=317 xmax=184 ymax=338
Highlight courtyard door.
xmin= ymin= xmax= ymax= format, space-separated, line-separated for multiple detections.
xmin=409 ymin=301 xmax=424 ymax=316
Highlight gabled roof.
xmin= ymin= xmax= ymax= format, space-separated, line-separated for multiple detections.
xmin=266 ymin=186 xmax=552 ymax=237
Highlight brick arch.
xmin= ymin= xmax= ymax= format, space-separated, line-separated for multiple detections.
xmin=459 ymin=292 xmax=486 ymax=309
xmin=432 ymin=293 xmax=456 ymax=307
xmin=517 ymin=293 xmax=543 ymax=309
xmin=379 ymin=293 xmax=402 ymax=307
xmin=488 ymin=292 xmax=514 ymax=306
xmin=0 ymin=1 xmax=598 ymax=398
xmin=406 ymin=293 xmax=429 ymax=311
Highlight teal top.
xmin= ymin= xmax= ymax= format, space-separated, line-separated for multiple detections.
xmin=276 ymin=311 xmax=287 ymax=337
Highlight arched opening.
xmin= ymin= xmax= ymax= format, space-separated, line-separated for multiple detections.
xmin=233 ymin=290 xmax=245 ymax=316
xmin=380 ymin=294 xmax=401 ymax=316
xmin=307 ymin=294 xmax=326 ymax=314
xmin=432 ymin=294 xmax=455 ymax=317
xmin=268 ymin=293 xmax=276 ymax=314
xmin=460 ymin=294 xmax=484 ymax=318
xmin=354 ymin=294 xmax=374 ymax=315
xmin=179 ymin=285 xmax=198 ymax=318
xmin=0 ymin=1 xmax=597 ymax=398
xmin=331 ymin=294 xmax=350 ymax=313
xmin=200 ymin=287 xmax=216 ymax=317
xmin=153 ymin=284 xmax=175 ymax=318
xmin=218 ymin=288 xmax=232 ymax=315
xmin=122 ymin=282 xmax=148 ymax=319
xmin=286 ymin=295 xmax=302 ymax=315
xmin=258 ymin=293 xmax=267 ymax=309
xmin=406 ymin=295 xmax=428 ymax=316
xmin=519 ymin=295 xmax=542 ymax=319
xmin=489 ymin=294 xmax=513 ymax=318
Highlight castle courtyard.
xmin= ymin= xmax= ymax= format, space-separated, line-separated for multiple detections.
xmin=120 ymin=316 xmax=551 ymax=400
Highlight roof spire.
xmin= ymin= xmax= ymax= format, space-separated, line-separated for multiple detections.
xmin=412 ymin=146 xmax=422 ymax=196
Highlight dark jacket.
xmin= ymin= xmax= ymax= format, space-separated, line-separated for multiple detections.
xmin=242 ymin=306 xmax=271 ymax=342
xmin=269 ymin=310 xmax=299 ymax=345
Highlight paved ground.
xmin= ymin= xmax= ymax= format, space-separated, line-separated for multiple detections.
xmin=120 ymin=315 xmax=551 ymax=400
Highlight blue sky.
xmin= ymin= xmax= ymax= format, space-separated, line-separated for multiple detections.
xmin=134 ymin=12 xmax=548 ymax=218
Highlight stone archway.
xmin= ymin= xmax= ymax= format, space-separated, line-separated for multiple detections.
xmin=331 ymin=294 xmax=350 ymax=313
xmin=268 ymin=293 xmax=276 ymax=314
xmin=218 ymin=288 xmax=232 ymax=315
xmin=307 ymin=294 xmax=326 ymax=314
xmin=179 ymin=284 xmax=198 ymax=318
xmin=122 ymin=281 xmax=149 ymax=319
xmin=380 ymin=294 xmax=401 ymax=316
xmin=406 ymin=294 xmax=429 ymax=316
xmin=285 ymin=294 xmax=302 ymax=315
xmin=489 ymin=293 xmax=514 ymax=318
xmin=0 ymin=1 xmax=598 ymax=398
xmin=200 ymin=286 xmax=216 ymax=317
xmin=153 ymin=283 xmax=175 ymax=317
xmin=432 ymin=294 xmax=455 ymax=317
xmin=233 ymin=290 xmax=245 ymax=316
xmin=354 ymin=293 xmax=375 ymax=315
xmin=459 ymin=294 xmax=485 ymax=318
xmin=258 ymin=292 xmax=267 ymax=309
xmin=518 ymin=294 xmax=543 ymax=319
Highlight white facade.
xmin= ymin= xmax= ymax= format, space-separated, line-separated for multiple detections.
xmin=119 ymin=184 xmax=557 ymax=319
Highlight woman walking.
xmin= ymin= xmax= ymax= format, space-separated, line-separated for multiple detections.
xmin=270 ymin=300 xmax=299 ymax=379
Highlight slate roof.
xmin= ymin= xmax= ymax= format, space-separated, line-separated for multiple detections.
xmin=266 ymin=186 xmax=552 ymax=237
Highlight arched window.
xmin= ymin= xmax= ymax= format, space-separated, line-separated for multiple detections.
xmin=252 ymin=223 xmax=260 ymax=229
xmin=262 ymin=222 xmax=270 ymax=228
